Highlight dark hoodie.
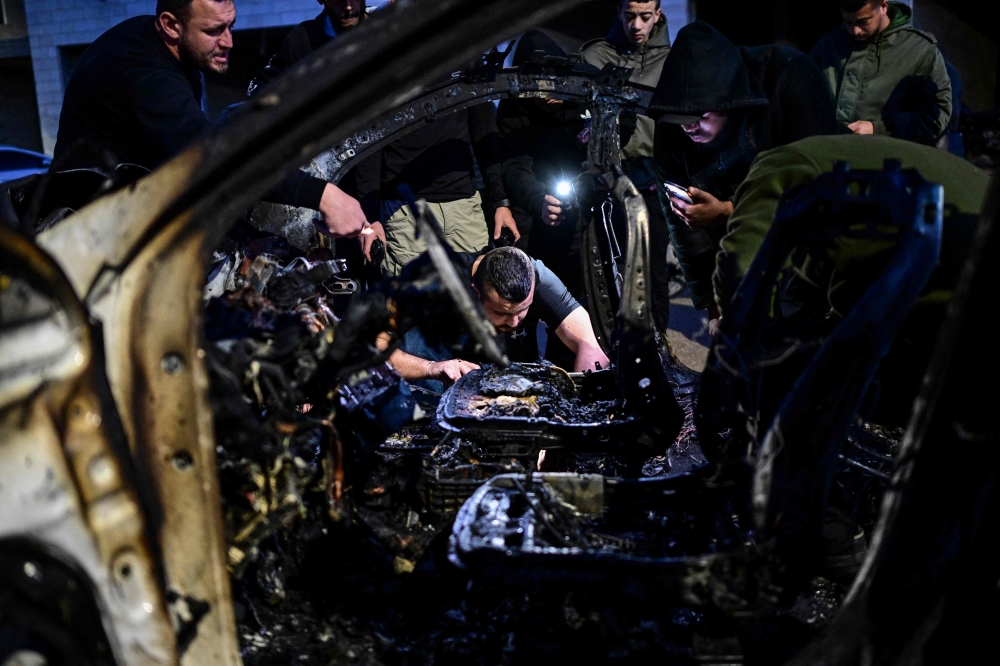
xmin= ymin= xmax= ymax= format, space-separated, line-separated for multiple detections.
xmin=648 ymin=21 xmax=839 ymax=310
xmin=497 ymin=31 xmax=592 ymax=292
xmin=249 ymin=6 xmax=506 ymax=217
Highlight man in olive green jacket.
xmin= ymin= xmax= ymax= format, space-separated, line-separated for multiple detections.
xmin=712 ymin=134 xmax=987 ymax=421
xmin=580 ymin=0 xmax=673 ymax=328
xmin=581 ymin=0 xmax=670 ymax=163
xmin=811 ymin=0 xmax=951 ymax=146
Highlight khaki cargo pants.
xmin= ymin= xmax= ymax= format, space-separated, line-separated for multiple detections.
xmin=381 ymin=192 xmax=489 ymax=277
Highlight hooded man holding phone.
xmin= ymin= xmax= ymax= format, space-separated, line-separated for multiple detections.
xmin=648 ymin=21 xmax=839 ymax=327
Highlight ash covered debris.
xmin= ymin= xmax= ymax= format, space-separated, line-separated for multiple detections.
xmin=458 ymin=363 xmax=621 ymax=423
xmin=194 ymin=168 xmax=921 ymax=666
xmin=203 ymin=230 xmax=353 ymax=609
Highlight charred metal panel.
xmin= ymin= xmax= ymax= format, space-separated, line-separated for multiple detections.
xmin=0 ymin=227 xmax=176 ymax=665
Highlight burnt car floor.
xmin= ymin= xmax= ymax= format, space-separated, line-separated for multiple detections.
xmin=202 ymin=224 xmax=899 ymax=664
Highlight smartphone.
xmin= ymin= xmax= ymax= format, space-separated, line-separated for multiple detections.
xmin=663 ymin=181 xmax=695 ymax=205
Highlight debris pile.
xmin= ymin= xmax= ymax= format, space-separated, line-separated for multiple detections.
xmin=202 ymin=230 xmax=353 ymax=613
xmin=198 ymin=227 xmax=902 ymax=665
xmin=458 ymin=363 xmax=621 ymax=423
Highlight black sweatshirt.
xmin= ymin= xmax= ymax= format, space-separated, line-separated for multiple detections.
xmin=251 ymin=12 xmax=505 ymax=210
xmin=375 ymin=105 xmax=506 ymax=204
xmin=54 ymin=16 xmax=327 ymax=210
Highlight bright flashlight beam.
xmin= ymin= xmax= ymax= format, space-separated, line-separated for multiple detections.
xmin=555 ymin=180 xmax=572 ymax=198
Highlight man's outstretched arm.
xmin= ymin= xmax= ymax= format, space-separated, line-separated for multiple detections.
xmin=553 ymin=307 xmax=611 ymax=373
xmin=375 ymin=333 xmax=480 ymax=383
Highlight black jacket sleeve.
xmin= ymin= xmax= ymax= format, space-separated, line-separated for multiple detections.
xmin=498 ymin=101 xmax=548 ymax=217
xmin=353 ymin=149 xmax=383 ymax=221
xmin=469 ymin=103 xmax=507 ymax=205
xmin=774 ymin=53 xmax=841 ymax=144
xmin=653 ymin=126 xmax=724 ymax=310
xmin=264 ymin=173 xmax=328 ymax=210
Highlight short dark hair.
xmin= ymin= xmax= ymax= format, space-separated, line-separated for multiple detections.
xmin=838 ymin=0 xmax=880 ymax=13
xmin=474 ymin=247 xmax=535 ymax=304
xmin=156 ymin=0 xmax=195 ymax=21
xmin=619 ymin=0 xmax=661 ymax=8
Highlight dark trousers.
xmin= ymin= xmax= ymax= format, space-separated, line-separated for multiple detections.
xmin=643 ymin=187 xmax=673 ymax=331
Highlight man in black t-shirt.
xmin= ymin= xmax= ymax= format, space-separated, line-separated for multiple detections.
xmin=379 ymin=247 xmax=610 ymax=393
xmin=53 ymin=0 xmax=365 ymax=238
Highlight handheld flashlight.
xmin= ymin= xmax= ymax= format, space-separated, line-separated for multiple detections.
xmin=552 ymin=179 xmax=577 ymax=216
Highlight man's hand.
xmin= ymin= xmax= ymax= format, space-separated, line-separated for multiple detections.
xmin=316 ymin=183 xmax=367 ymax=238
xmin=707 ymin=304 xmax=722 ymax=339
xmin=542 ymin=195 xmax=567 ymax=226
xmin=493 ymin=207 xmax=520 ymax=242
xmin=426 ymin=359 xmax=480 ymax=383
xmin=574 ymin=343 xmax=610 ymax=374
xmin=669 ymin=187 xmax=733 ymax=228
xmin=359 ymin=221 xmax=386 ymax=262
xmin=847 ymin=120 xmax=875 ymax=135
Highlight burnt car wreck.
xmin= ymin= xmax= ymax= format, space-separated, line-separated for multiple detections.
xmin=1 ymin=0 xmax=998 ymax=665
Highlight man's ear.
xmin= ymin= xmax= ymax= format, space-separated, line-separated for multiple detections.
xmin=157 ymin=12 xmax=183 ymax=41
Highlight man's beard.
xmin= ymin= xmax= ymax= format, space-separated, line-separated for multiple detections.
xmin=179 ymin=34 xmax=229 ymax=74
xmin=334 ymin=13 xmax=360 ymax=30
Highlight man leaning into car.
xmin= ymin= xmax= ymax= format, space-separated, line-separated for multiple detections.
xmin=53 ymin=0 xmax=366 ymax=238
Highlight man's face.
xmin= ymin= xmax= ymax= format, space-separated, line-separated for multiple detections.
xmin=842 ymin=0 xmax=890 ymax=43
xmin=618 ymin=1 xmax=662 ymax=46
xmin=680 ymin=111 xmax=729 ymax=144
xmin=477 ymin=282 xmax=535 ymax=332
xmin=321 ymin=0 xmax=364 ymax=30
xmin=177 ymin=0 xmax=235 ymax=74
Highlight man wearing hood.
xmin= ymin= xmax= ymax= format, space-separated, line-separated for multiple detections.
xmin=580 ymin=0 xmax=673 ymax=331
xmin=498 ymin=31 xmax=590 ymax=293
xmin=811 ymin=0 xmax=951 ymax=146
xmin=648 ymin=21 xmax=839 ymax=326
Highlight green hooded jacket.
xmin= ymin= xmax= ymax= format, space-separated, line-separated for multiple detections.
xmin=580 ymin=15 xmax=670 ymax=163
xmin=713 ymin=134 xmax=988 ymax=317
xmin=811 ymin=1 xmax=951 ymax=145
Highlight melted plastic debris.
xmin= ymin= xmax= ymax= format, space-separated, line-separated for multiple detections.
xmin=459 ymin=363 xmax=622 ymax=424
xmin=783 ymin=577 xmax=847 ymax=628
